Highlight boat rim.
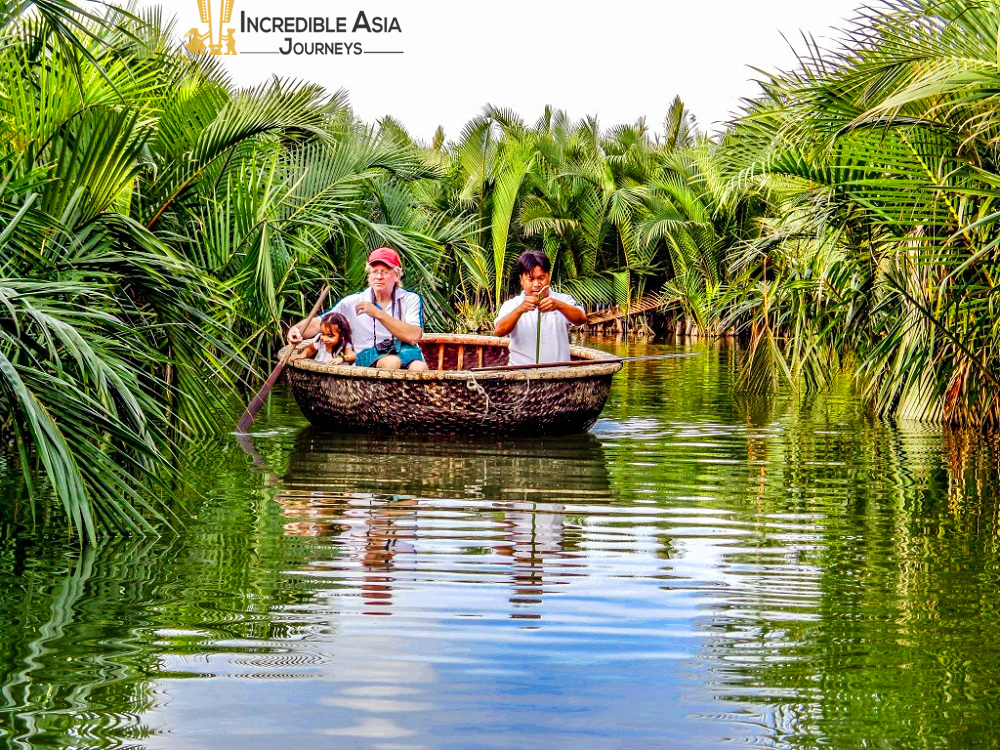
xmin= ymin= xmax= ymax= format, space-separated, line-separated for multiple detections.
xmin=283 ymin=333 xmax=623 ymax=381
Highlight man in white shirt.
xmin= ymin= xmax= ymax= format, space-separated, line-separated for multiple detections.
xmin=287 ymin=247 xmax=428 ymax=370
xmin=493 ymin=251 xmax=588 ymax=366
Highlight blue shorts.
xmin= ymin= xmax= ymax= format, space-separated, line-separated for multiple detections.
xmin=355 ymin=342 xmax=425 ymax=369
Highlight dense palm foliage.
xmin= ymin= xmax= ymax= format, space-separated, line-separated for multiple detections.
xmin=1 ymin=7 xmax=237 ymax=538
xmin=3 ymin=0 xmax=999 ymax=538
xmin=721 ymin=0 xmax=1000 ymax=426
xmin=0 ymin=3 xmax=466 ymax=538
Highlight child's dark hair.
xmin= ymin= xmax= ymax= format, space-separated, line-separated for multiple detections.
xmin=514 ymin=251 xmax=551 ymax=277
xmin=319 ymin=312 xmax=352 ymax=354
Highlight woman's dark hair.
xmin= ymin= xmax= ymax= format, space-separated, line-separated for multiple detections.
xmin=319 ymin=312 xmax=353 ymax=353
xmin=514 ymin=251 xmax=551 ymax=277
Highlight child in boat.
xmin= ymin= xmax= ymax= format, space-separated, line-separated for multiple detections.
xmin=493 ymin=251 xmax=588 ymax=365
xmin=291 ymin=312 xmax=356 ymax=365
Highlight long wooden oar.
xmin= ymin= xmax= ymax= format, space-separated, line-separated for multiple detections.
xmin=236 ymin=285 xmax=330 ymax=433
xmin=470 ymin=353 xmax=698 ymax=373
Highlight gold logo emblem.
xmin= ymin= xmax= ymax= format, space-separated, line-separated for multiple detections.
xmin=185 ymin=0 xmax=237 ymax=55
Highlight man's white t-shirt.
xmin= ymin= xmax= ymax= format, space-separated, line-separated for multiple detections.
xmin=329 ymin=286 xmax=423 ymax=352
xmin=494 ymin=291 xmax=584 ymax=366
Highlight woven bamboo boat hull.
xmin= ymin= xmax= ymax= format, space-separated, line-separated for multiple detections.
xmin=284 ymin=333 xmax=622 ymax=436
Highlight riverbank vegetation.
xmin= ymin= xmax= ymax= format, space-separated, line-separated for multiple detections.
xmin=2 ymin=0 xmax=998 ymax=537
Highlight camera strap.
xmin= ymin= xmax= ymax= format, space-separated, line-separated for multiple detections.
xmin=371 ymin=284 xmax=399 ymax=351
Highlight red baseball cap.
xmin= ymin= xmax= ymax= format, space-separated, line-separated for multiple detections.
xmin=367 ymin=247 xmax=401 ymax=269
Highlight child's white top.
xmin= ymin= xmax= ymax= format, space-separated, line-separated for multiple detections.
xmin=495 ymin=291 xmax=584 ymax=366
xmin=308 ymin=334 xmax=344 ymax=363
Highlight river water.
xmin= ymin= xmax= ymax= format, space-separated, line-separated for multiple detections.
xmin=1 ymin=340 xmax=999 ymax=749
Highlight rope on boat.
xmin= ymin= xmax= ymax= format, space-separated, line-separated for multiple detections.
xmin=465 ymin=369 xmax=533 ymax=416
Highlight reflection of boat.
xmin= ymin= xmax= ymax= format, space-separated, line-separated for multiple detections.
xmin=279 ymin=427 xmax=613 ymax=502
xmin=270 ymin=428 xmax=613 ymax=617
xmin=283 ymin=333 xmax=622 ymax=436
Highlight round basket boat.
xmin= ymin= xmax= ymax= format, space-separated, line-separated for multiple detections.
xmin=283 ymin=333 xmax=623 ymax=436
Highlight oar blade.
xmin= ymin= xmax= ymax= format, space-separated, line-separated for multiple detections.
xmin=236 ymin=285 xmax=330 ymax=433
xmin=236 ymin=359 xmax=286 ymax=433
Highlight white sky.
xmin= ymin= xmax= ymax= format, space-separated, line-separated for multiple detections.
xmin=146 ymin=0 xmax=864 ymax=142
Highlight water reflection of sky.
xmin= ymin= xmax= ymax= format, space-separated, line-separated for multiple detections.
xmin=148 ymin=523 xmax=760 ymax=748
